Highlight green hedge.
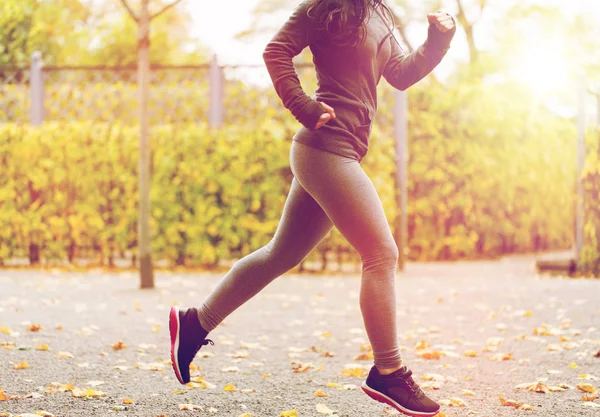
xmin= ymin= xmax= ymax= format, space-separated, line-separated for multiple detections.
xmin=0 ymin=81 xmax=585 ymax=268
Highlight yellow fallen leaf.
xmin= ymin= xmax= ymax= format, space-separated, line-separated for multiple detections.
xmin=360 ymin=344 xmax=372 ymax=352
xmin=314 ymin=390 xmax=329 ymax=397
xmin=36 ymin=344 xmax=49 ymax=351
xmin=28 ymin=324 xmax=42 ymax=332
xmin=417 ymin=350 xmax=442 ymax=360
xmin=321 ymin=351 xmax=335 ymax=358
xmin=280 ymin=410 xmax=298 ymax=417
xmin=178 ymin=404 xmax=203 ymax=411
xmin=415 ymin=340 xmax=431 ymax=351
xmin=490 ymin=352 xmax=513 ymax=361
xmin=0 ymin=387 xmax=8 ymax=401
xmin=498 ymin=394 xmax=534 ymax=410
xmin=223 ymin=383 xmax=237 ymax=392
xmin=56 ymin=351 xmax=74 ymax=359
xmin=123 ymin=398 xmax=135 ymax=404
xmin=71 ymin=388 xmax=105 ymax=398
xmin=341 ymin=367 xmax=367 ymax=377
xmin=576 ymin=383 xmax=597 ymax=394
xmin=112 ymin=341 xmax=127 ymax=351
xmin=515 ymin=381 xmax=550 ymax=393
xmin=0 ymin=327 xmax=12 ymax=335
xmin=291 ymin=362 xmax=311 ymax=373
xmin=463 ymin=390 xmax=476 ymax=396
xmin=439 ymin=397 xmax=467 ymax=407
xmin=583 ymin=393 xmax=599 ymax=402
xmin=14 ymin=361 xmax=29 ymax=370
xmin=353 ymin=352 xmax=374 ymax=361
xmin=570 ymin=362 xmax=578 ymax=369
xmin=463 ymin=350 xmax=478 ymax=357
xmin=421 ymin=373 xmax=445 ymax=382
xmin=316 ymin=403 xmax=336 ymax=415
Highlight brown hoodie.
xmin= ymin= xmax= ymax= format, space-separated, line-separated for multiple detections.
xmin=263 ymin=1 xmax=456 ymax=161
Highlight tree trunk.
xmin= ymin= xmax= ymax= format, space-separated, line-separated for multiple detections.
xmin=138 ymin=0 xmax=154 ymax=289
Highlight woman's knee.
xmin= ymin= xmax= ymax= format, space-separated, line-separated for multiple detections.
xmin=360 ymin=242 xmax=399 ymax=271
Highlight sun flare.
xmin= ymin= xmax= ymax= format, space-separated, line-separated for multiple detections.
xmin=510 ymin=29 xmax=571 ymax=94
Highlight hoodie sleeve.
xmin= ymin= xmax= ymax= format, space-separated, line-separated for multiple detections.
xmin=263 ymin=1 xmax=325 ymax=130
xmin=383 ymin=16 xmax=456 ymax=91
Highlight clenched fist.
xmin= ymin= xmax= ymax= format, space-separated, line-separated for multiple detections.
xmin=427 ymin=12 xmax=455 ymax=33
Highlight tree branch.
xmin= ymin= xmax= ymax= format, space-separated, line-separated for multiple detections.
xmin=150 ymin=0 xmax=186 ymax=21
xmin=119 ymin=0 xmax=139 ymax=22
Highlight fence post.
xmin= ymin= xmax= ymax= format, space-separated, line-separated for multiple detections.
xmin=30 ymin=51 xmax=44 ymax=125
xmin=575 ymin=73 xmax=586 ymax=269
xmin=393 ymin=89 xmax=408 ymax=272
xmin=209 ymin=54 xmax=224 ymax=128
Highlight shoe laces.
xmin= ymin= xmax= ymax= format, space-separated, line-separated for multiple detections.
xmin=194 ymin=338 xmax=214 ymax=354
xmin=389 ymin=368 xmax=424 ymax=399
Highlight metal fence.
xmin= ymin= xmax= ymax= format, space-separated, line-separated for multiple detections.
xmin=0 ymin=53 xmax=398 ymax=128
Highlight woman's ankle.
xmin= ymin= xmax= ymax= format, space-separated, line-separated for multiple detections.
xmin=376 ymin=364 xmax=403 ymax=376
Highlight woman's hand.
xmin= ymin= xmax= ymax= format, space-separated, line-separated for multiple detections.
xmin=427 ymin=12 xmax=455 ymax=33
xmin=315 ymin=102 xmax=336 ymax=129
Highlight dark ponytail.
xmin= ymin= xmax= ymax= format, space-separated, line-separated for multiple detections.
xmin=307 ymin=0 xmax=390 ymax=46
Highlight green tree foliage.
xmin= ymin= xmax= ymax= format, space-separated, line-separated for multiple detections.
xmin=0 ymin=0 xmax=208 ymax=67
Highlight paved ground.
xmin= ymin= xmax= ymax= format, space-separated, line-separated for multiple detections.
xmin=0 ymin=256 xmax=599 ymax=417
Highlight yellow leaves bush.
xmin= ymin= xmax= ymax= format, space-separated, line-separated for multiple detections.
xmin=0 ymin=115 xmax=594 ymax=268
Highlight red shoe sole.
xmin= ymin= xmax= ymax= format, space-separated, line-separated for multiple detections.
xmin=361 ymin=383 xmax=440 ymax=417
xmin=169 ymin=307 xmax=185 ymax=385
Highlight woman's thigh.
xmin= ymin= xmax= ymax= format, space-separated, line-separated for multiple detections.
xmin=289 ymin=141 xmax=397 ymax=257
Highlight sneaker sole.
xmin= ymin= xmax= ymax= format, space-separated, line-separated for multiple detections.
xmin=169 ymin=307 xmax=185 ymax=385
xmin=361 ymin=382 xmax=440 ymax=417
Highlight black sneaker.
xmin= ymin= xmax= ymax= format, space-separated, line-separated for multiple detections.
xmin=361 ymin=365 xmax=441 ymax=417
xmin=169 ymin=306 xmax=214 ymax=385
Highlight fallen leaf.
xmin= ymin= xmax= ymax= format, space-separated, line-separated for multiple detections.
xmin=56 ymin=351 xmax=74 ymax=359
xmin=417 ymin=350 xmax=442 ymax=360
xmin=576 ymin=383 xmax=597 ymax=394
xmin=223 ymin=384 xmax=237 ymax=392
xmin=463 ymin=350 xmax=478 ymax=357
xmin=0 ymin=327 xmax=12 ymax=335
xmin=36 ymin=344 xmax=50 ymax=351
xmin=123 ymin=398 xmax=135 ymax=404
xmin=178 ymin=404 xmax=203 ymax=411
xmin=152 ymin=325 xmax=160 ymax=333
xmin=316 ymin=403 xmax=336 ymax=415
xmin=515 ymin=381 xmax=551 ymax=393
xmin=570 ymin=362 xmax=578 ymax=369
xmin=221 ymin=366 xmax=239 ymax=373
xmin=490 ymin=352 xmax=513 ymax=361
xmin=341 ymin=367 xmax=367 ymax=377
xmin=439 ymin=397 xmax=467 ymax=407
xmin=583 ymin=393 xmax=599 ymax=402
xmin=135 ymin=362 xmax=165 ymax=371
xmin=421 ymin=373 xmax=445 ymax=382
xmin=315 ymin=390 xmax=329 ymax=397
xmin=321 ymin=352 xmax=335 ymax=358
xmin=0 ymin=387 xmax=8 ymax=401
xmin=499 ymin=394 xmax=534 ymax=410
xmin=291 ymin=362 xmax=312 ymax=373
xmin=112 ymin=341 xmax=127 ymax=351
xmin=353 ymin=352 xmax=373 ymax=361
xmin=71 ymin=388 xmax=105 ymax=398
xmin=28 ymin=324 xmax=42 ymax=332
xmin=280 ymin=410 xmax=298 ymax=417
xmin=463 ymin=390 xmax=476 ymax=396
xmin=14 ymin=361 xmax=29 ymax=370
xmin=594 ymin=350 xmax=600 ymax=358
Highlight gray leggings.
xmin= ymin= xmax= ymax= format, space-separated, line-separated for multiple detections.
xmin=197 ymin=140 xmax=401 ymax=369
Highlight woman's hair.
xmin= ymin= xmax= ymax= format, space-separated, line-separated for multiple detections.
xmin=307 ymin=0 xmax=392 ymax=46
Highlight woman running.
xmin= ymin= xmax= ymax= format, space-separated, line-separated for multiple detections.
xmin=170 ymin=1 xmax=455 ymax=415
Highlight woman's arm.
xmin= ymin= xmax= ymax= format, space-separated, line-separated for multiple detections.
xmin=383 ymin=14 xmax=457 ymax=91
xmin=263 ymin=1 xmax=325 ymax=130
